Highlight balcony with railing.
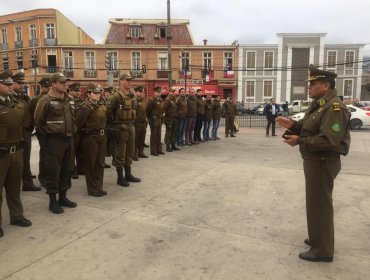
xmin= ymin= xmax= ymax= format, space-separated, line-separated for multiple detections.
xmin=157 ymin=70 xmax=168 ymax=79
xmin=201 ymin=70 xmax=214 ymax=79
xmin=1 ymin=43 xmax=8 ymax=50
xmin=131 ymin=70 xmax=143 ymax=78
xmin=63 ymin=69 xmax=74 ymax=78
xmin=44 ymin=38 xmax=57 ymax=46
xmin=179 ymin=70 xmax=192 ymax=79
xmin=29 ymin=39 xmax=38 ymax=47
xmin=84 ymin=70 xmax=97 ymax=78
xmin=14 ymin=41 xmax=23 ymax=49
xmin=46 ymin=66 xmax=58 ymax=73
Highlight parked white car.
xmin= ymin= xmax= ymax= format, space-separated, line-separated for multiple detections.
xmin=290 ymin=105 xmax=370 ymax=129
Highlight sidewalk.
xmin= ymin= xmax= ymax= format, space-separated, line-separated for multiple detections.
xmin=0 ymin=127 xmax=369 ymax=280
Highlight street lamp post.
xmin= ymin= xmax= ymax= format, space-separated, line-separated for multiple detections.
xmin=167 ymin=0 xmax=173 ymax=89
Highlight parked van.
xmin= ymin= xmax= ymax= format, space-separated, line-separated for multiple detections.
xmin=288 ymin=100 xmax=310 ymax=113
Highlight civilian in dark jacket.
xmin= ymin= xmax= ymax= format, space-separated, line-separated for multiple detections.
xmin=264 ymin=98 xmax=280 ymax=136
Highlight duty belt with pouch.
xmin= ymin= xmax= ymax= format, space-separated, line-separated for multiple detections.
xmin=121 ymin=121 xmax=134 ymax=130
xmin=80 ymin=128 xmax=105 ymax=136
xmin=0 ymin=142 xmax=24 ymax=155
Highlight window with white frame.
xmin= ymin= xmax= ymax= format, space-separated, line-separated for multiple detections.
xmin=1 ymin=29 xmax=8 ymax=44
xmin=224 ymin=52 xmax=233 ymax=70
xmin=158 ymin=51 xmax=168 ymax=70
xmin=345 ymin=51 xmax=355 ymax=68
xmin=246 ymin=51 xmax=256 ymax=69
xmin=181 ymin=52 xmax=190 ymax=71
xmin=264 ymin=51 xmax=273 ymax=69
xmin=327 ymin=51 xmax=336 ymax=68
xmin=343 ymin=79 xmax=353 ymax=98
xmin=15 ymin=27 xmax=22 ymax=42
xmin=85 ymin=51 xmax=95 ymax=70
xmin=108 ymin=51 xmax=118 ymax=70
xmin=29 ymin=24 xmax=37 ymax=40
xmin=245 ymin=80 xmax=255 ymax=99
xmin=203 ymin=52 xmax=212 ymax=71
xmin=263 ymin=80 xmax=273 ymax=97
xmin=131 ymin=52 xmax=141 ymax=70
xmin=45 ymin=23 xmax=55 ymax=39
xmin=130 ymin=26 xmax=140 ymax=38
xmin=64 ymin=51 xmax=73 ymax=70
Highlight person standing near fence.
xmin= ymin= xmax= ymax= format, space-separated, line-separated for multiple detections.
xmin=264 ymin=98 xmax=279 ymax=137
xmin=203 ymin=95 xmax=213 ymax=141
xmin=222 ymin=97 xmax=235 ymax=137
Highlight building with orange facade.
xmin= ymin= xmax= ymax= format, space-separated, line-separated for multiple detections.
xmin=0 ymin=9 xmax=238 ymax=98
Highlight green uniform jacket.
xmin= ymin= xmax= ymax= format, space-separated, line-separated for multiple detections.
xmin=12 ymin=91 xmax=32 ymax=132
xmin=135 ymin=96 xmax=147 ymax=122
xmin=163 ymin=95 xmax=178 ymax=117
xmin=75 ymin=99 xmax=107 ymax=130
xmin=204 ymin=99 xmax=213 ymax=121
xmin=176 ymin=96 xmax=188 ymax=119
xmin=34 ymin=89 xmax=76 ymax=137
xmin=290 ymin=89 xmax=351 ymax=158
xmin=0 ymin=96 xmax=26 ymax=144
xmin=212 ymin=100 xmax=222 ymax=120
xmin=186 ymin=96 xmax=197 ymax=118
xmin=222 ymin=100 xmax=235 ymax=117
xmin=196 ymin=98 xmax=205 ymax=114
xmin=106 ymin=90 xmax=136 ymax=126
xmin=146 ymin=97 xmax=163 ymax=118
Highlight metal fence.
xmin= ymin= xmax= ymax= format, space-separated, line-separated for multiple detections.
xmin=219 ymin=115 xmax=282 ymax=128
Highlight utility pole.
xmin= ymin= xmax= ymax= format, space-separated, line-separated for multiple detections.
xmin=167 ymin=0 xmax=173 ymax=89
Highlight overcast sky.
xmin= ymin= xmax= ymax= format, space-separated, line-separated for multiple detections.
xmin=2 ymin=0 xmax=370 ymax=55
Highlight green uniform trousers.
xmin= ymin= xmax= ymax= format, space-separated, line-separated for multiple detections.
xmin=81 ymin=134 xmax=106 ymax=193
xmin=36 ymin=130 xmax=47 ymax=187
xmin=225 ymin=115 xmax=235 ymax=136
xmin=22 ymin=131 xmax=34 ymax=187
xmin=135 ymin=121 xmax=147 ymax=157
xmin=0 ymin=149 xmax=24 ymax=226
xmin=149 ymin=118 xmax=162 ymax=154
xmin=45 ymin=136 xmax=74 ymax=194
xmin=114 ymin=124 xmax=135 ymax=168
xmin=303 ymin=157 xmax=341 ymax=257
xmin=164 ymin=117 xmax=177 ymax=145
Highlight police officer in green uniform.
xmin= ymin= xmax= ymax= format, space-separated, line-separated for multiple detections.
xmin=29 ymin=77 xmax=51 ymax=187
xmin=163 ymin=88 xmax=180 ymax=152
xmin=133 ymin=86 xmax=148 ymax=160
xmin=176 ymin=88 xmax=188 ymax=146
xmin=146 ymin=86 xmax=163 ymax=156
xmin=222 ymin=97 xmax=236 ymax=137
xmin=0 ymin=71 xmax=32 ymax=238
xmin=106 ymin=73 xmax=140 ymax=187
xmin=277 ymin=65 xmax=351 ymax=262
xmin=203 ymin=94 xmax=213 ymax=141
xmin=211 ymin=95 xmax=222 ymax=140
xmin=76 ymin=84 xmax=107 ymax=197
xmin=34 ymin=73 xmax=77 ymax=214
xmin=11 ymin=72 xmax=41 ymax=191
xmin=194 ymin=89 xmax=205 ymax=143
xmin=185 ymin=88 xmax=197 ymax=145
xmin=100 ymin=86 xmax=113 ymax=168
xmin=68 ymin=82 xmax=84 ymax=179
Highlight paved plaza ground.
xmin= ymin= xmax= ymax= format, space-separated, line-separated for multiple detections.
xmin=0 ymin=127 xmax=369 ymax=280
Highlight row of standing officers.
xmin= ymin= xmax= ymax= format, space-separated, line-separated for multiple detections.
xmin=0 ymin=70 xmax=237 ymax=238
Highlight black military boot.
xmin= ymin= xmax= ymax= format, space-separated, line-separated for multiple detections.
xmin=116 ymin=167 xmax=130 ymax=187
xmin=49 ymin=193 xmax=64 ymax=214
xmin=171 ymin=143 xmax=181 ymax=151
xmin=124 ymin=166 xmax=141 ymax=182
xmin=58 ymin=191 xmax=77 ymax=208
xmin=166 ymin=145 xmax=173 ymax=152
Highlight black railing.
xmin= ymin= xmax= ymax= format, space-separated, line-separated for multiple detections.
xmin=219 ymin=115 xmax=282 ymax=128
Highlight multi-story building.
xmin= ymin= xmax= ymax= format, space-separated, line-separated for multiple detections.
xmin=0 ymin=10 xmax=238 ymax=98
xmin=238 ymin=33 xmax=365 ymax=105
xmin=0 ymin=9 xmax=94 ymax=95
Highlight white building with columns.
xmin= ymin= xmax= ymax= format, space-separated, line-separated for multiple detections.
xmin=237 ymin=33 xmax=365 ymax=104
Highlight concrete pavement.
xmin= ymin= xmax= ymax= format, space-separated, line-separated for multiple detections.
xmin=0 ymin=127 xmax=369 ymax=280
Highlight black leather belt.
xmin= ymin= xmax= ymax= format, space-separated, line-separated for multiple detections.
xmin=0 ymin=142 xmax=23 ymax=155
xmin=91 ymin=128 xmax=105 ymax=136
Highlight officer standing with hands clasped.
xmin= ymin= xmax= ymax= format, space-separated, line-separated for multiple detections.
xmin=0 ymin=70 xmax=32 ymax=238
xmin=276 ymin=64 xmax=350 ymax=262
xmin=34 ymin=73 xmax=77 ymax=214
xmin=146 ymin=86 xmax=164 ymax=156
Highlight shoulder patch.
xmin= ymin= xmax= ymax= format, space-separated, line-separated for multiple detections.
xmin=332 ymin=102 xmax=341 ymax=111
xmin=319 ymin=99 xmax=325 ymax=106
xmin=331 ymin=121 xmax=342 ymax=133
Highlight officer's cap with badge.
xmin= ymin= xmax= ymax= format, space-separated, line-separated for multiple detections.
xmin=12 ymin=72 xmax=26 ymax=84
xmin=169 ymin=87 xmax=176 ymax=93
xmin=153 ymin=86 xmax=162 ymax=93
xmin=0 ymin=70 xmax=14 ymax=85
xmin=134 ymin=86 xmax=144 ymax=92
xmin=50 ymin=73 xmax=69 ymax=83
xmin=306 ymin=64 xmax=337 ymax=82
xmin=39 ymin=77 xmax=51 ymax=87
xmin=104 ymin=86 xmax=114 ymax=93
xmin=86 ymin=83 xmax=103 ymax=93
xmin=68 ymin=82 xmax=81 ymax=92
xmin=119 ymin=72 xmax=133 ymax=81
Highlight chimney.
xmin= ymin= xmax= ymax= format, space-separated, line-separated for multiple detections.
xmin=203 ymin=39 xmax=208 ymax=45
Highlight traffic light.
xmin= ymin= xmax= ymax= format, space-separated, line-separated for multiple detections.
xmin=105 ymin=53 xmax=111 ymax=70
xmin=142 ymin=64 xmax=146 ymax=74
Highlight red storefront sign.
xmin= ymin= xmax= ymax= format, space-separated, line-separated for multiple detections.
xmin=159 ymin=84 xmax=219 ymax=95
